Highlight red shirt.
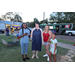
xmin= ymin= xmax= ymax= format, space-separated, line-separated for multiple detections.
xmin=43 ymin=32 xmax=50 ymax=42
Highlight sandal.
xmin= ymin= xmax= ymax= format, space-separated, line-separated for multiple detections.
xmin=36 ymin=56 xmax=39 ymax=59
xmin=31 ymin=55 xmax=35 ymax=59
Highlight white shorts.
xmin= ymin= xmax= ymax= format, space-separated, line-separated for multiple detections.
xmin=50 ymin=49 xmax=57 ymax=54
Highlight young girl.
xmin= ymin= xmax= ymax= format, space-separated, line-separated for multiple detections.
xmin=48 ymin=33 xmax=57 ymax=62
xmin=19 ymin=23 xmax=30 ymax=61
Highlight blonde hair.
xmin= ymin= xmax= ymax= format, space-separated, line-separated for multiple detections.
xmin=44 ymin=25 xmax=49 ymax=33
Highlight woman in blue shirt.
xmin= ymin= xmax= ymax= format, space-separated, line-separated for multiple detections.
xmin=19 ymin=23 xmax=30 ymax=61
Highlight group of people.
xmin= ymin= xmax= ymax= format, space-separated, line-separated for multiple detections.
xmin=19 ymin=22 xmax=58 ymax=62
xmin=6 ymin=27 xmax=14 ymax=37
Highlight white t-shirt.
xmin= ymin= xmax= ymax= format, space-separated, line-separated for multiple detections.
xmin=50 ymin=38 xmax=57 ymax=51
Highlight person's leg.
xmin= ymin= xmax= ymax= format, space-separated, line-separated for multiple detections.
xmin=46 ymin=45 xmax=49 ymax=55
xmin=36 ymin=50 xmax=39 ymax=59
xmin=32 ymin=50 xmax=35 ymax=59
xmin=6 ymin=32 xmax=7 ymax=36
xmin=43 ymin=45 xmax=48 ymax=57
xmin=53 ymin=54 xmax=56 ymax=62
xmin=46 ymin=45 xmax=50 ymax=61
xmin=25 ymin=43 xmax=30 ymax=60
xmin=21 ymin=43 xmax=25 ymax=61
xmin=49 ymin=51 xmax=52 ymax=62
xmin=7 ymin=32 xmax=9 ymax=36
xmin=8 ymin=32 xmax=9 ymax=36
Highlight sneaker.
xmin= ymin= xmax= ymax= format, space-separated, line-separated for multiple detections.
xmin=47 ymin=56 xmax=49 ymax=61
xmin=43 ymin=54 xmax=48 ymax=57
xmin=22 ymin=58 xmax=26 ymax=61
xmin=26 ymin=57 xmax=30 ymax=60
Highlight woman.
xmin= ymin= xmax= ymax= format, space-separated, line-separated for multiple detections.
xmin=43 ymin=25 xmax=52 ymax=61
xmin=19 ymin=23 xmax=30 ymax=61
xmin=31 ymin=22 xmax=43 ymax=59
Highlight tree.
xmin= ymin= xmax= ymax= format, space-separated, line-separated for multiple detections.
xmin=49 ymin=12 xmax=75 ymax=23
xmin=2 ymin=12 xmax=23 ymax=22
xmin=34 ymin=18 xmax=39 ymax=23
xmin=40 ymin=18 xmax=48 ymax=24
xmin=49 ymin=12 xmax=64 ymax=23
xmin=13 ymin=14 xmax=22 ymax=22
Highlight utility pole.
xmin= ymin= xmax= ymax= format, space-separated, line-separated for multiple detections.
xmin=43 ymin=12 xmax=45 ymax=24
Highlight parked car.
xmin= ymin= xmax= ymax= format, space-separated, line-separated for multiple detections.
xmin=65 ymin=30 xmax=75 ymax=36
xmin=0 ymin=30 xmax=5 ymax=34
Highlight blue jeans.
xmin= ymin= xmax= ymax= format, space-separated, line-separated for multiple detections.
xmin=20 ymin=43 xmax=29 ymax=55
xmin=6 ymin=32 xmax=9 ymax=36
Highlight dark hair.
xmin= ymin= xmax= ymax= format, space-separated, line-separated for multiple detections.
xmin=21 ymin=23 xmax=27 ymax=34
xmin=53 ymin=33 xmax=57 ymax=35
xmin=35 ymin=22 xmax=40 ymax=25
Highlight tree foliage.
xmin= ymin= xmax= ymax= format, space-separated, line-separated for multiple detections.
xmin=2 ymin=12 xmax=23 ymax=22
xmin=49 ymin=12 xmax=75 ymax=23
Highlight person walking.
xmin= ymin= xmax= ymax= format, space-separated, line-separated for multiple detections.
xmin=19 ymin=23 xmax=30 ymax=61
xmin=31 ymin=22 xmax=44 ymax=59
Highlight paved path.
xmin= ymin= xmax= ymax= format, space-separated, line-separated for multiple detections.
xmin=57 ymin=42 xmax=75 ymax=50
xmin=56 ymin=35 xmax=75 ymax=42
xmin=57 ymin=42 xmax=75 ymax=62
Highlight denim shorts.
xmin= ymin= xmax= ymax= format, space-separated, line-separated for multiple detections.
xmin=44 ymin=42 xmax=50 ymax=46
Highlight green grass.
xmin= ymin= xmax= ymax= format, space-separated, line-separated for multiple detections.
xmin=0 ymin=35 xmax=69 ymax=62
xmin=57 ymin=39 xmax=74 ymax=45
xmin=2 ymin=35 xmax=17 ymax=42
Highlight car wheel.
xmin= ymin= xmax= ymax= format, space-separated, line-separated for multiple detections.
xmin=68 ymin=33 xmax=72 ymax=36
xmin=2 ymin=31 xmax=4 ymax=34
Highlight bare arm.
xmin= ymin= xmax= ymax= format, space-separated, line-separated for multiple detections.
xmin=40 ymin=29 xmax=44 ymax=44
xmin=47 ymin=30 xmax=52 ymax=42
xmin=31 ymin=28 xmax=35 ymax=41
xmin=49 ymin=30 xmax=52 ymax=39
xmin=31 ymin=30 xmax=33 ymax=39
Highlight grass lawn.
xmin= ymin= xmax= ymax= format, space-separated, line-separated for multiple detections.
xmin=57 ymin=39 xmax=74 ymax=45
xmin=0 ymin=35 xmax=69 ymax=62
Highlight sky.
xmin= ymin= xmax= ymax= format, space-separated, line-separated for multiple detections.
xmin=0 ymin=12 xmax=52 ymax=22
